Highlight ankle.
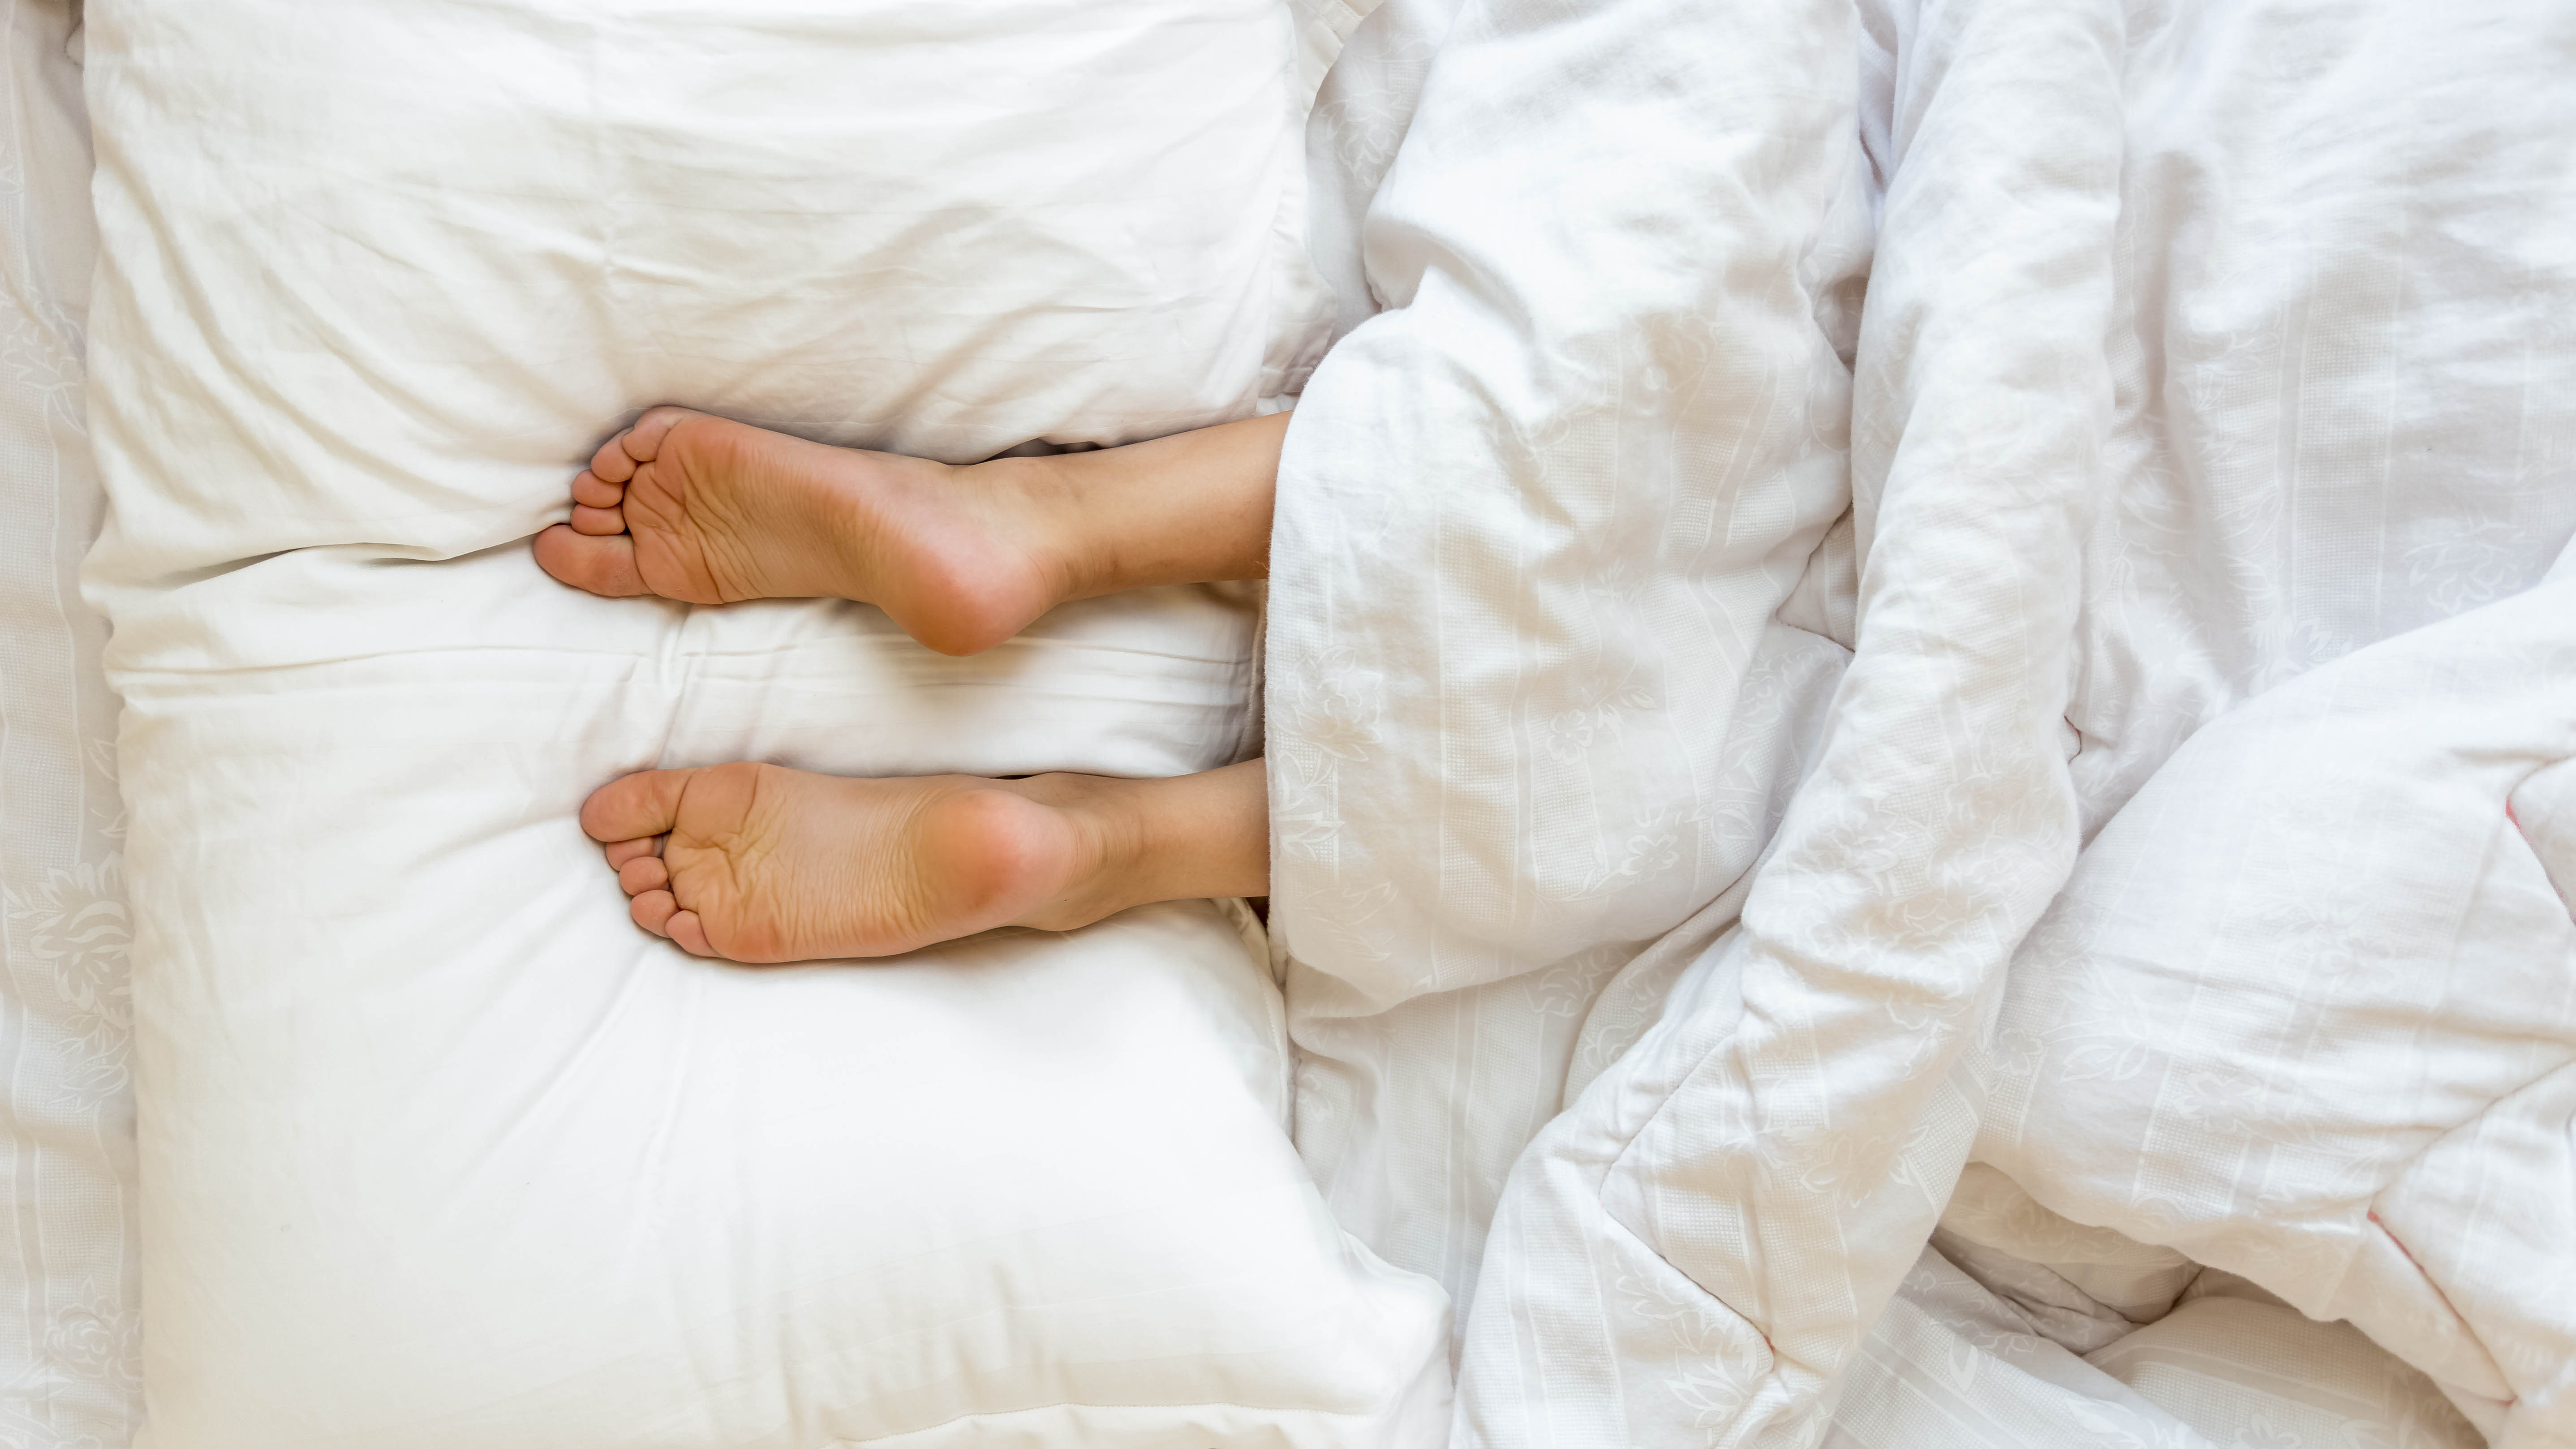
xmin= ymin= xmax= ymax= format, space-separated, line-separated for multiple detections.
xmin=997 ymin=761 xmax=1267 ymax=932
xmin=1000 ymin=774 xmax=1150 ymax=932
xmin=961 ymin=453 xmax=1102 ymax=609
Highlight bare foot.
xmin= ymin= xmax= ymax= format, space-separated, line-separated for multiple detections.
xmin=533 ymin=408 xmax=1067 ymax=656
xmin=579 ymin=763 xmax=1128 ymax=963
xmin=583 ymin=760 xmax=1273 ymax=964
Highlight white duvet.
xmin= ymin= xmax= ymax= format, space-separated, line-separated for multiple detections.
xmin=0 ymin=5 xmax=139 ymax=1448
xmin=1281 ymin=0 xmax=2575 ymax=1445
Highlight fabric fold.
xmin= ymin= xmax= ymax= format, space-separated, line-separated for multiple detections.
xmin=1269 ymin=0 xmax=1872 ymax=1370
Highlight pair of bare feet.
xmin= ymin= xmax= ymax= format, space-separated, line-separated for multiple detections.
xmin=534 ymin=406 xmax=1282 ymax=963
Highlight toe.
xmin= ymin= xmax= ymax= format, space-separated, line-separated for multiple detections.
xmin=667 ymin=910 xmax=715 ymax=958
xmin=569 ymin=502 xmax=627 ymax=536
xmin=631 ymin=888 xmax=678 ymax=937
xmin=617 ymin=854 xmax=671 ymax=896
xmin=589 ymin=429 xmax=643 ymax=484
xmin=534 ymin=524 xmax=648 ymax=597
xmin=571 ymin=469 xmax=624 ymax=509
xmin=602 ymin=834 xmax=662 ymax=870
xmin=582 ymin=769 xmax=695 ymax=845
xmin=619 ymin=406 xmax=697 ymax=467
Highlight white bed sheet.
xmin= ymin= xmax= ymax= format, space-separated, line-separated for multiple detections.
xmin=0 ymin=3 xmax=142 ymax=1446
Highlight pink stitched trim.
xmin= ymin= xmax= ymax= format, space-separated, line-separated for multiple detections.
xmin=2504 ymin=795 xmax=2573 ymax=915
xmin=2368 ymin=1209 xmax=2518 ymax=1408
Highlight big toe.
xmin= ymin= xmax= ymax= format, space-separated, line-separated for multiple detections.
xmin=535 ymin=524 xmax=648 ymax=597
xmin=581 ymin=768 xmax=695 ymax=845
xmin=619 ymin=405 xmax=701 ymax=466
xmin=666 ymin=910 xmax=715 ymax=958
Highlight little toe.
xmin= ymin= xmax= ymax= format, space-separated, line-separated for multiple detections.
xmin=667 ymin=910 xmax=715 ymax=958
xmin=571 ymin=469 xmax=624 ymax=509
xmin=568 ymin=502 xmax=627 ymax=536
xmin=618 ymin=855 xmax=671 ymax=896
xmin=602 ymin=835 xmax=662 ymax=870
xmin=631 ymin=888 xmax=679 ymax=937
xmin=534 ymin=524 xmax=647 ymax=597
xmin=581 ymin=769 xmax=694 ymax=845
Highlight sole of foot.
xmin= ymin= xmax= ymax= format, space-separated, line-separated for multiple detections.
xmin=533 ymin=407 xmax=1067 ymax=656
xmin=581 ymin=762 xmax=1096 ymax=963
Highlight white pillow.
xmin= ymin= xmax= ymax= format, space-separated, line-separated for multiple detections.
xmin=81 ymin=1 xmax=1447 ymax=1444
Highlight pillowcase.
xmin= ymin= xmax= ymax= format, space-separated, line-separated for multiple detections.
xmin=81 ymin=1 xmax=1446 ymax=1444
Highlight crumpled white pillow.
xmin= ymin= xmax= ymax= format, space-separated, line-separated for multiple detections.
xmin=81 ymin=0 xmax=1447 ymax=1444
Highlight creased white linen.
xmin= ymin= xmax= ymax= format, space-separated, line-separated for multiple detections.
xmin=1302 ymin=0 xmax=1465 ymax=350
xmin=2063 ymin=0 xmax=2576 ymax=835
xmin=83 ymin=1 xmax=1452 ymax=1443
xmin=1270 ymin=0 xmax=1872 ymax=1381
xmin=1828 ymin=1252 xmax=2480 ymax=1449
xmin=1980 ymin=568 xmax=2576 ymax=1442
xmin=1440 ymin=0 xmax=2112 ymax=1437
xmin=1961 ymin=2 xmax=2576 ymax=1442
xmin=1278 ymin=0 xmax=2111 ymax=1437
xmin=0 ymin=3 xmax=142 ymax=1445
xmin=1282 ymin=0 xmax=2570 ymax=1443
xmin=9 ymin=0 xmax=2566 ymax=1440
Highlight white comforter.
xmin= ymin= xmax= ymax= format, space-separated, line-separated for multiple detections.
xmin=0 ymin=6 xmax=141 ymax=1447
xmin=1280 ymin=0 xmax=2576 ymax=1445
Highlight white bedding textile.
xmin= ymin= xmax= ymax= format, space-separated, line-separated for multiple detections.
xmin=78 ymin=1 xmax=1450 ymax=1443
xmin=1279 ymin=0 xmax=2572 ymax=1444
xmin=1973 ymin=14 xmax=2576 ymax=1430
xmin=1276 ymin=0 xmax=1870 ymax=1362
xmin=8 ymin=0 xmax=2571 ymax=1442
xmin=1981 ymin=562 xmax=2576 ymax=1439
xmin=0 ymin=2 xmax=142 ymax=1445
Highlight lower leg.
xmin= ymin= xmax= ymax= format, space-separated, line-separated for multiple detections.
xmin=1006 ymin=759 xmax=1271 ymax=929
xmin=989 ymin=410 xmax=1287 ymax=601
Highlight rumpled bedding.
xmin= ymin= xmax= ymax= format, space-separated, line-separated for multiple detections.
xmin=1280 ymin=0 xmax=2575 ymax=1445
xmin=5 ymin=0 xmax=2572 ymax=1443
xmin=0 ymin=4 xmax=143 ymax=1445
